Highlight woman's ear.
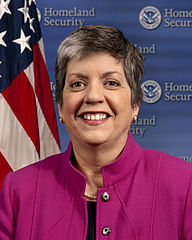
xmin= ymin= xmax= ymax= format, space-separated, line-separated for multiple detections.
xmin=57 ymin=103 xmax=65 ymax=124
xmin=132 ymin=104 xmax=140 ymax=122
xmin=133 ymin=104 xmax=140 ymax=116
xmin=57 ymin=103 xmax=62 ymax=116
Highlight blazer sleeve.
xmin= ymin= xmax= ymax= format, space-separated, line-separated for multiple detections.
xmin=182 ymin=174 xmax=192 ymax=239
xmin=0 ymin=173 xmax=16 ymax=240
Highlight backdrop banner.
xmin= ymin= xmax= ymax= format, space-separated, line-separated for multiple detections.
xmin=37 ymin=0 xmax=192 ymax=162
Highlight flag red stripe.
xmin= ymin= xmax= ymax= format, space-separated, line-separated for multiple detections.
xmin=33 ymin=43 xmax=60 ymax=148
xmin=2 ymin=72 xmax=40 ymax=156
xmin=0 ymin=152 xmax=12 ymax=188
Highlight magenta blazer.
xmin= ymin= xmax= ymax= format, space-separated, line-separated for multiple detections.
xmin=0 ymin=133 xmax=192 ymax=239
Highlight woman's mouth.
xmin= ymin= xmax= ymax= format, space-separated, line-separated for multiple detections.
xmin=82 ymin=113 xmax=108 ymax=121
xmin=78 ymin=112 xmax=111 ymax=125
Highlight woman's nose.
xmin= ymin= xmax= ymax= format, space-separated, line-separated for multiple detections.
xmin=84 ymin=80 xmax=105 ymax=105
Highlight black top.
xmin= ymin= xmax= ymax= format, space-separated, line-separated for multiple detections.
xmin=86 ymin=201 xmax=96 ymax=240
xmin=71 ymin=152 xmax=96 ymax=239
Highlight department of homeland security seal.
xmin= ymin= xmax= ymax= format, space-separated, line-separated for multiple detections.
xmin=139 ymin=6 xmax=162 ymax=30
xmin=141 ymin=80 xmax=162 ymax=103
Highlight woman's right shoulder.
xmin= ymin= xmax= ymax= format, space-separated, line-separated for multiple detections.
xmin=4 ymin=152 xmax=68 ymax=192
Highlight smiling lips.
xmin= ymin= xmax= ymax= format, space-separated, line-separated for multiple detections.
xmin=79 ymin=112 xmax=110 ymax=122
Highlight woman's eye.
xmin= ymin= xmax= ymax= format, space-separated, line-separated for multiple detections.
xmin=70 ymin=81 xmax=85 ymax=89
xmin=105 ymin=80 xmax=120 ymax=87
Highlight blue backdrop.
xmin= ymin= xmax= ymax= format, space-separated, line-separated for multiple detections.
xmin=37 ymin=0 xmax=192 ymax=162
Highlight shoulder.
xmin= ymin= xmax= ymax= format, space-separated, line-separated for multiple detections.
xmin=7 ymin=152 xmax=68 ymax=194
xmin=141 ymin=148 xmax=192 ymax=187
xmin=142 ymin=147 xmax=192 ymax=170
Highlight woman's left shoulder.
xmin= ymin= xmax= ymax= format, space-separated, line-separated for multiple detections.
xmin=142 ymin=148 xmax=192 ymax=180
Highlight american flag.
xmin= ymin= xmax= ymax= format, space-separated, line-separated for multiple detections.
xmin=0 ymin=0 xmax=61 ymax=187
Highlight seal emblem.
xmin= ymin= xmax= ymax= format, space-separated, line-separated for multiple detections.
xmin=139 ymin=6 xmax=161 ymax=29
xmin=141 ymin=80 xmax=162 ymax=103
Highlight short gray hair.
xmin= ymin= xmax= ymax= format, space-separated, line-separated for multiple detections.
xmin=55 ymin=25 xmax=144 ymax=107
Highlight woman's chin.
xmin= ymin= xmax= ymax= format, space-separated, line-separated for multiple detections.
xmin=77 ymin=133 xmax=110 ymax=147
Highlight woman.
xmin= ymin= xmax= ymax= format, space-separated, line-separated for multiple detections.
xmin=0 ymin=25 xmax=192 ymax=240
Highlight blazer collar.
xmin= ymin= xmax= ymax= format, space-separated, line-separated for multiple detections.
xmin=62 ymin=132 xmax=142 ymax=195
xmin=101 ymin=132 xmax=142 ymax=187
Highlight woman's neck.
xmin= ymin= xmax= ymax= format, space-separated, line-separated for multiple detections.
xmin=72 ymin=136 xmax=128 ymax=196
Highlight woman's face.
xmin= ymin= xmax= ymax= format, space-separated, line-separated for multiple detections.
xmin=58 ymin=52 xmax=139 ymax=147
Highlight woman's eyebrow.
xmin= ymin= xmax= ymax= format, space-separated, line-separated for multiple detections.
xmin=68 ymin=71 xmax=122 ymax=79
xmin=101 ymin=71 xmax=122 ymax=78
xmin=68 ymin=72 xmax=88 ymax=79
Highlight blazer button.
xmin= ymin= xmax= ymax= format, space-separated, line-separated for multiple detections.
xmin=102 ymin=226 xmax=111 ymax=236
xmin=101 ymin=192 xmax=110 ymax=202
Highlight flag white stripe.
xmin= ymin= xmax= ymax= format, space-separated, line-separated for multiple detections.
xmin=0 ymin=92 xmax=60 ymax=171
xmin=24 ymin=64 xmax=60 ymax=160
xmin=0 ymin=94 xmax=39 ymax=171
xmin=38 ymin=38 xmax=46 ymax=63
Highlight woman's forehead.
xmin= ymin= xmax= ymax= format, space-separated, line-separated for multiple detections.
xmin=66 ymin=52 xmax=123 ymax=74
